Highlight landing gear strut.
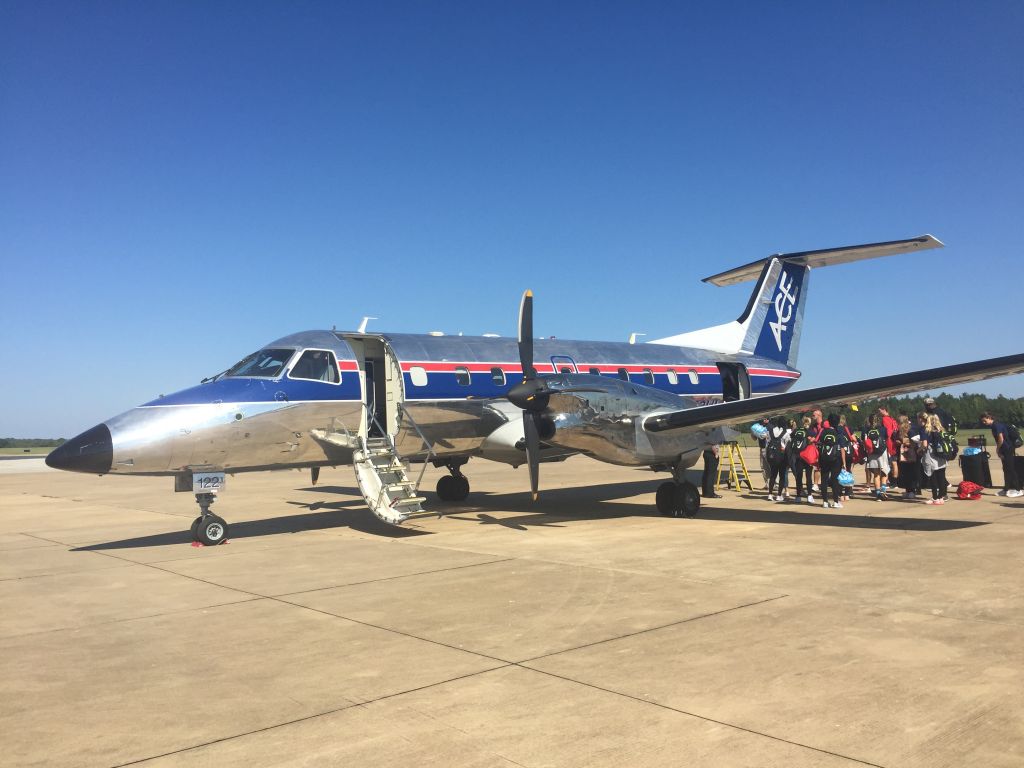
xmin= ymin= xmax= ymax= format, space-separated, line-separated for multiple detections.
xmin=435 ymin=460 xmax=470 ymax=502
xmin=191 ymin=492 xmax=230 ymax=546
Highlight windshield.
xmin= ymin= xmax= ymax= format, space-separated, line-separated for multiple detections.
xmin=224 ymin=348 xmax=295 ymax=378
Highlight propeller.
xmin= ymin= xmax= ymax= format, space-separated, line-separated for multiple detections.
xmin=508 ymin=290 xmax=547 ymax=501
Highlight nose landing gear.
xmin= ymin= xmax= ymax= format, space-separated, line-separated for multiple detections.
xmin=191 ymin=492 xmax=230 ymax=546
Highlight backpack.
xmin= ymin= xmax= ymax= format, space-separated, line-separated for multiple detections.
xmin=765 ymin=431 xmax=786 ymax=466
xmin=957 ymin=480 xmax=983 ymax=500
xmin=865 ymin=427 xmax=886 ymax=457
xmin=1008 ymin=423 xmax=1023 ymax=450
xmin=818 ymin=427 xmax=841 ymax=463
xmin=931 ymin=430 xmax=959 ymax=461
xmin=790 ymin=427 xmax=808 ymax=453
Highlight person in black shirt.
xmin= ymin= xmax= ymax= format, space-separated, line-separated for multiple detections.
xmin=981 ymin=412 xmax=1022 ymax=497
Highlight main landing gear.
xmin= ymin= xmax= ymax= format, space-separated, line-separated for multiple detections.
xmin=435 ymin=460 xmax=470 ymax=502
xmin=190 ymin=492 xmax=230 ymax=546
xmin=655 ymin=463 xmax=701 ymax=518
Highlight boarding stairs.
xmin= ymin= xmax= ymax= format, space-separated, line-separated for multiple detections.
xmin=319 ymin=405 xmax=436 ymax=528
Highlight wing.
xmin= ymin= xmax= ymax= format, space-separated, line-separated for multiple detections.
xmin=644 ymin=353 xmax=1024 ymax=434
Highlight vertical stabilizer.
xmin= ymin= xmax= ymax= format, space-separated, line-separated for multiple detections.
xmin=649 ymin=258 xmax=809 ymax=368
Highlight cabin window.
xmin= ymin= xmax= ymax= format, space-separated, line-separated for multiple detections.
xmin=490 ymin=367 xmax=506 ymax=386
xmin=560 ymin=367 xmax=572 ymax=374
xmin=617 ymin=368 xmax=629 ymax=381
xmin=455 ymin=367 xmax=471 ymax=386
xmin=225 ymin=348 xmax=294 ymax=379
xmin=289 ymin=349 xmax=340 ymax=384
xmin=688 ymin=369 xmax=700 ymax=385
xmin=667 ymin=369 xmax=679 ymax=385
xmin=409 ymin=366 xmax=428 ymax=387
xmin=643 ymin=368 xmax=655 ymax=385
xmin=588 ymin=367 xmax=601 ymax=376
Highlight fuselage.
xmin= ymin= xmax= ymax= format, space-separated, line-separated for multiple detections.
xmin=49 ymin=329 xmax=801 ymax=477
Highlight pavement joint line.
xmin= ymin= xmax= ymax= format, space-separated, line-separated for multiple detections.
xmin=0 ymin=596 xmax=262 ymax=640
xmin=515 ymin=593 xmax=791 ymax=665
xmin=107 ymin=664 xmax=515 ymax=768
xmin=516 ymin=665 xmax=886 ymax=768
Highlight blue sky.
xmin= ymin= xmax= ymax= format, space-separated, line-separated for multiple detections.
xmin=2 ymin=1 xmax=1022 ymax=437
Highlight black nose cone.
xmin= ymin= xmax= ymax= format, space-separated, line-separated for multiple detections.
xmin=46 ymin=424 xmax=113 ymax=474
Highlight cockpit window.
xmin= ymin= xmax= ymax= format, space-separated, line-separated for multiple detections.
xmin=288 ymin=349 xmax=340 ymax=384
xmin=225 ymin=348 xmax=294 ymax=378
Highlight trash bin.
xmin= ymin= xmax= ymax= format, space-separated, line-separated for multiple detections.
xmin=959 ymin=452 xmax=993 ymax=487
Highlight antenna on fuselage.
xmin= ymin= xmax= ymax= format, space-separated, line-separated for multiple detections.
xmin=357 ymin=316 xmax=378 ymax=333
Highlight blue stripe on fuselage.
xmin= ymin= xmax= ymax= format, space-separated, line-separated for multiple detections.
xmin=140 ymin=375 xmax=361 ymax=407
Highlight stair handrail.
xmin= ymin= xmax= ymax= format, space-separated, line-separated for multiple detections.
xmin=397 ymin=403 xmax=435 ymax=490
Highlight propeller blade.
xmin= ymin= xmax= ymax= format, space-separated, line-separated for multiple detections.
xmin=518 ymin=289 xmax=534 ymax=380
xmin=523 ymin=412 xmax=540 ymax=501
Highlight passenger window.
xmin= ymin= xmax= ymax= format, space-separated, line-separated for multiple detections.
xmin=688 ymin=369 xmax=700 ymax=385
xmin=667 ymin=369 xmax=679 ymax=385
xmin=455 ymin=367 xmax=471 ymax=386
xmin=617 ymin=368 xmax=629 ymax=381
xmin=589 ymin=367 xmax=601 ymax=376
xmin=491 ymin=367 xmax=506 ymax=386
xmin=410 ymin=366 xmax=428 ymax=386
xmin=560 ymin=367 xmax=572 ymax=374
xmin=289 ymin=349 xmax=340 ymax=384
xmin=643 ymin=368 xmax=655 ymax=385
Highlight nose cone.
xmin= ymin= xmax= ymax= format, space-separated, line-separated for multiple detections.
xmin=46 ymin=424 xmax=113 ymax=474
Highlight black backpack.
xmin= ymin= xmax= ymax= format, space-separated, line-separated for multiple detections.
xmin=931 ymin=431 xmax=959 ymax=461
xmin=819 ymin=427 xmax=841 ymax=463
xmin=790 ymin=428 xmax=808 ymax=453
xmin=1007 ymin=423 xmax=1023 ymax=450
xmin=765 ymin=431 xmax=786 ymax=465
xmin=865 ymin=427 xmax=886 ymax=457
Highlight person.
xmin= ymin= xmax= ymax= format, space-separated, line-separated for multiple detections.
xmin=863 ymin=413 xmax=890 ymax=500
xmin=980 ymin=412 xmax=1022 ymax=497
xmin=897 ymin=415 xmax=922 ymax=499
xmin=878 ymin=407 xmax=900 ymax=488
xmin=701 ymin=445 xmax=723 ymax=499
xmin=810 ymin=409 xmax=824 ymax=492
xmin=755 ymin=417 xmax=771 ymax=489
xmin=789 ymin=415 xmax=815 ymax=503
xmin=918 ymin=412 xmax=949 ymax=504
xmin=817 ymin=413 xmax=846 ymax=508
xmin=764 ymin=417 xmax=791 ymax=501
xmin=837 ymin=414 xmax=856 ymax=501
xmin=924 ymin=397 xmax=957 ymax=434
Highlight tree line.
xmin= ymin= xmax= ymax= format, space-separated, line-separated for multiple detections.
xmin=0 ymin=438 xmax=66 ymax=448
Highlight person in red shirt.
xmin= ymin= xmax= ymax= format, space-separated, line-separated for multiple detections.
xmin=878 ymin=407 xmax=900 ymax=489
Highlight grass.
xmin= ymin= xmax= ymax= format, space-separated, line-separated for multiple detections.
xmin=0 ymin=446 xmax=54 ymax=456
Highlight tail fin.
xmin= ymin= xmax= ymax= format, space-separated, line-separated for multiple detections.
xmin=649 ymin=234 xmax=944 ymax=368
xmin=650 ymin=259 xmax=808 ymax=367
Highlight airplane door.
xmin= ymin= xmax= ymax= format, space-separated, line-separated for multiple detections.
xmin=550 ymin=355 xmax=578 ymax=374
xmin=717 ymin=363 xmax=750 ymax=402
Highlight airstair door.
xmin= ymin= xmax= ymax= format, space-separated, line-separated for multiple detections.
xmin=717 ymin=362 xmax=751 ymax=402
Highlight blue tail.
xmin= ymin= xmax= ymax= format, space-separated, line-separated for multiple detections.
xmin=747 ymin=259 xmax=809 ymax=367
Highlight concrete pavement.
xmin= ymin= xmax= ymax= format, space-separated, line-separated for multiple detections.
xmin=1 ymin=452 xmax=1023 ymax=767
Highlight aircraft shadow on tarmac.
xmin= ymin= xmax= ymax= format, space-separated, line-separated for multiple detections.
xmin=73 ymin=479 xmax=988 ymax=551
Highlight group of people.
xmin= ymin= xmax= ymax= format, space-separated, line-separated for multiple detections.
xmin=706 ymin=397 xmax=1022 ymax=507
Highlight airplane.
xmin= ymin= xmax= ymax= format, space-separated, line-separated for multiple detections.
xmin=46 ymin=235 xmax=1024 ymax=545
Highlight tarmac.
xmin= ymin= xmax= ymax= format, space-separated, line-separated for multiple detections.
xmin=2 ymin=451 xmax=1023 ymax=768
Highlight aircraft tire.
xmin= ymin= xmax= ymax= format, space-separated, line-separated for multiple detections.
xmin=190 ymin=516 xmax=203 ymax=541
xmin=196 ymin=514 xmax=229 ymax=546
xmin=679 ymin=482 xmax=701 ymax=518
xmin=437 ymin=475 xmax=470 ymax=502
xmin=452 ymin=476 xmax=470 ymax=501
xmin=656 ymin=482 xmax=678 ymax=516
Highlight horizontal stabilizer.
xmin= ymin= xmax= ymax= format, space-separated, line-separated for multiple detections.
xmin=644 ymin=352 xmax=1024 ymax=434
xmin=703 ymin=235 xmax=944 ymax=287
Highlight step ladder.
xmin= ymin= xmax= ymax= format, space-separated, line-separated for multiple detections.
xmin=716 ymin=441 xmax=754 ymax=492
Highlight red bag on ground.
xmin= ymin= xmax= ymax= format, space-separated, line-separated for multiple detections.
xmin=957 ymin=481 xmax=983 ymax=500
xmin=799 ymin=444 xmax=819 ymax=467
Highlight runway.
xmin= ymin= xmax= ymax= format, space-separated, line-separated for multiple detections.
xmin=2 ymin=452 xmax=1023 ymax=767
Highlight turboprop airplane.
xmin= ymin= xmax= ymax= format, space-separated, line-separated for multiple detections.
xmin=47 ymin=235 xmax=1024 ymax=545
